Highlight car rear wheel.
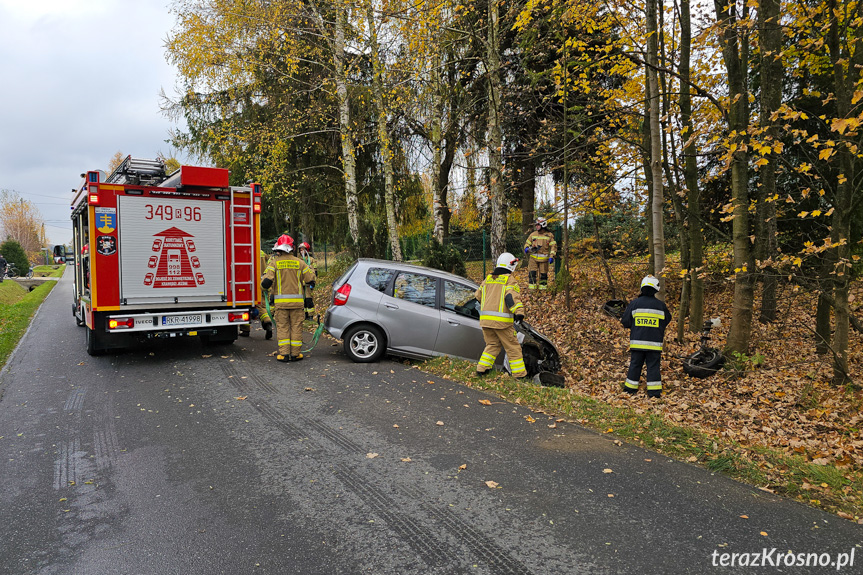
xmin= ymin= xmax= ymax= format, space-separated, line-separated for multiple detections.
xmin=344 ymin=324 xmax=385 ymax=363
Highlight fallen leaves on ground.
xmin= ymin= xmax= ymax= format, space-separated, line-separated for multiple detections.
xmin=514 ymin=260 xmax=863 ymax=508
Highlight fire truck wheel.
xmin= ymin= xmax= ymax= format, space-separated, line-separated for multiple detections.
xmin=86 ymin=327 xmax=105 ymax=356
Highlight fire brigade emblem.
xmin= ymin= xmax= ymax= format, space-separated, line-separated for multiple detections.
xmin=148 ymin=227 xmax=201 ymax=288
xmin=95 ymin=207 xmax=116 ymax=234
xmin=96 ymin=235 xmax=116 ymax=256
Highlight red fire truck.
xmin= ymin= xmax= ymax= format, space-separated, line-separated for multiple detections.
xmin=71 ymin=156 xmax=262 ymax=355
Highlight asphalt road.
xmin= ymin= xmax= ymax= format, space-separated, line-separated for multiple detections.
xmin=0 ymin=272 xmax=860 ymax=575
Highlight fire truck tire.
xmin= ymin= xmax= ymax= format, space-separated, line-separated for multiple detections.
xmin=86 ymin=327 xmax=105 ymax=356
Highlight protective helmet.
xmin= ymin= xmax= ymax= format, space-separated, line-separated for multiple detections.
xmin=299 ymin=242 xmax=310 ymax=251
xmin=641 ymin=275 xmax=660 ymax=291
xmin=496 ymin=252 xmax=519 ymax=272
xmin=273 ymin=234 xmax=294 ymax=253
xmin=535 ymin=217 xmax=548 ymax=229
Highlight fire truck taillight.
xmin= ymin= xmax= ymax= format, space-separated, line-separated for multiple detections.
xmin=109 ymin=318 xmax=134 ymax=329
xmin=253 ymin=201 xmax=261 ymax=214
xmin=88 ymin=191 xmax=100 ymax=205
xmin=228 ymin=312 xmax=250 ymax=322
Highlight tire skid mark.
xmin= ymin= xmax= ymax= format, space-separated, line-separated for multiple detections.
xmin=403 ymin=487 xmax=533 ymax=575
xmin=93 ymin=403 xmax=121 ymax=472
xmin=53 ymin=438 xmax=83 ymax=490
xmin=230 ymin=350 xmax=278 ymax=393
xmin=220 ymin=363 xmax=253 ymax=394
xmin=333 ymin=464 xmax=452 ymax=568
xmin=250 ymin=400 xmax=306 ymax=441
xmin=224 ymin=356 xmax=537 ymax=575
xmin=64 ymin=388 xmax=87 ymax=412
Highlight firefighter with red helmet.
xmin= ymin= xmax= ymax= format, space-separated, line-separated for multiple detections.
xmin=475 ymin=253 xmax=527 ymax=378
xmin=298 ymin=241 xmax=317 ymax=319
xmin=524 ymin=217 xmax=557 ymax=290
xmin=261 ymin=234 xmax=315 ymax=361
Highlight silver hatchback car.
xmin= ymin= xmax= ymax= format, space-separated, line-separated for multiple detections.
xmin=324 ymin=259 xmax=563 ymax=383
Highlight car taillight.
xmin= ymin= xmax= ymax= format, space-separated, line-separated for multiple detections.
xmin=229 ymin=312 xmax=250 ymax=322
xmin=109 ymin=318 xmax=134 ymax=329
xmin=333 ymin=283 xmax=351 ymax=306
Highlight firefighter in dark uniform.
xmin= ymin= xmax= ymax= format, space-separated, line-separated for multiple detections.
xmin=475 ymin=252 xmax=527 ymax=378
xmin=298 ymin=241 xmax=317 ymax=319
xmin=524 ymin=217 xmax=557 ymax=290
xmin=241 ymin=248 xmax=274 ymax=339
xmin=620 ymin=275 xmax=671 ymax=398
xmin=261 ymin=235 xmax=315 ymax=362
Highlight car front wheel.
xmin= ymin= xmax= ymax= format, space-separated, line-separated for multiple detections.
xmin=344 ymin=324 xmax=385 ymax=363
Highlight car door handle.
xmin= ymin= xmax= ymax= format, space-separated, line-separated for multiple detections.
xmin=446 ymin=319 xmax=460 ymax=326
xmin=385 ymin=303 xmax=399 ymax=310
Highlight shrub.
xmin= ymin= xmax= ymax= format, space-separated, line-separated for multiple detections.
xmin=423 ymin=239 xmax=467 ymax=277
xmin=0 ymin=240 xmax=29 ymax=276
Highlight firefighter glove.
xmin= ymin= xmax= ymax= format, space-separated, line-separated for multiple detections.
xmin=523 ymin=247 xmax=530 ymax=254
xmin=514 ymin=314 xmax=524 ymax=324
xmin=304 ymin=297 xmax=314 ymax=309
xmin=548 ymin=257 xmax=554 ymax=265
xmin=307 ymin=281 xmax=316 ymax=290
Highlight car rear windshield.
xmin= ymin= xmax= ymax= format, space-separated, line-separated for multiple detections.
xmin=366 ymin=267 xmax=396 ymax=292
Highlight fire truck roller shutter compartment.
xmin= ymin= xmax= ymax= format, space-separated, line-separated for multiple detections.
xmin=118 ymin=196 xmax=226 ymax=304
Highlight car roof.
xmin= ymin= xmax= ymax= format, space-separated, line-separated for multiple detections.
xmin=356 ymin=258 xmax=478 ymax=287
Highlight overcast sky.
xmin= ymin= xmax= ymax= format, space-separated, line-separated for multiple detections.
xmin=0 ymin=0 xmax=192 ymax=245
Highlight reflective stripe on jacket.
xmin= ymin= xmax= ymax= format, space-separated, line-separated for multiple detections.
xmin=263 ymin=254 xmax=315 ymax=309
xmin=475 ymin=273 xmax=523 ymax=329
xmin=525 ymin=230 xmax=557 ymax=260
xmin=621 ymin=294 xmax=671 ymax=351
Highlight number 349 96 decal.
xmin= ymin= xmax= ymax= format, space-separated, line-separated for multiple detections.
xmin=145 ymin=204 xmax=202 ymax=221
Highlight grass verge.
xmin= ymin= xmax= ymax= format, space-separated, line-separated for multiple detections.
xmin=0 ymin=280 xmax=57 ymax=371
xmin=32 ymin=265 xmax=66 ymax=278
xmin=419 ymin=355 xmax=863 ymax=522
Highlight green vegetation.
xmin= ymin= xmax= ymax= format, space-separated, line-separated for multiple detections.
xmin=32 ymin=265 xmax=65 ymax=278
xmin=0 ymin=240 xmax=29 ymax=276
xmin=419 ymin=356 xmax=863 ymax=519
xmin=0 ymin=281 xmax=57 ymax=370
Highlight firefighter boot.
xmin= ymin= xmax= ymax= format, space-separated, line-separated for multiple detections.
xmin=263 ymin=321 xmax=273 ymax=340
xmin=292 ymin=353 xmax=304 ymax=361
xmin=528 ymin=270 xmax=537 ymax=290
xmin=539 ymin=273 xmax=549 ymax=290
xmin=276 ymin=354 xmax=291 ymax=363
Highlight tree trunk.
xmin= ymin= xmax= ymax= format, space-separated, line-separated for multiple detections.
xmin=715 ymin=0 xmax=754 ymax=355
xmin=367 ymin=2 xmax=402 ymax=261
xmin=487 ymin=0 xmax=506 ymax=258
xmin=680 ymin=0 xmax=704 ymax=332
xmin=756 ymin=0 xmax=781 ymax=323
xmin=519 ymin=154 xmax=536 ymax=236
xmin=331 ymin=2 xmax=360 ymax=247
xmin=431 ymin=51 xmax=446 ymax=244
xmin=642 ymin=94 xmax=656 ymax=275
xmin=825 ymin=0 xmax=861 ymax=384
xmin=646 ymin=0 xmax=665 ymax=295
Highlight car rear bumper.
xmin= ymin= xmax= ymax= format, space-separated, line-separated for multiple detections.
xmin=323 ymin=305 xmax=363 ymax=339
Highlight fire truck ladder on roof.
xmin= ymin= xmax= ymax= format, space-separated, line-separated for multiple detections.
xmin=105 ymin=156 xmax=167 ymax=186
xmin=229 ymin=187 xmax=254 ymax=306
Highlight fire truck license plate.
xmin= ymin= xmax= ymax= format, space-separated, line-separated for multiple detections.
xmin=163 ymin=315 xmax=202 ymax=326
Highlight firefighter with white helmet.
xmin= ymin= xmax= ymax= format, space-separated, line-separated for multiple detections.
xmin=620 ymin=275 xmax=671 ymax=398
xmin=475 ymin=252 xmax=527 ymax=378
xmin=524 ymin=216 xmax=557 ymax=290
xmin=261 ymin=234 xmax=316 ymax=362
xmin=298 ymin=241 xmax=317 ymax=319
